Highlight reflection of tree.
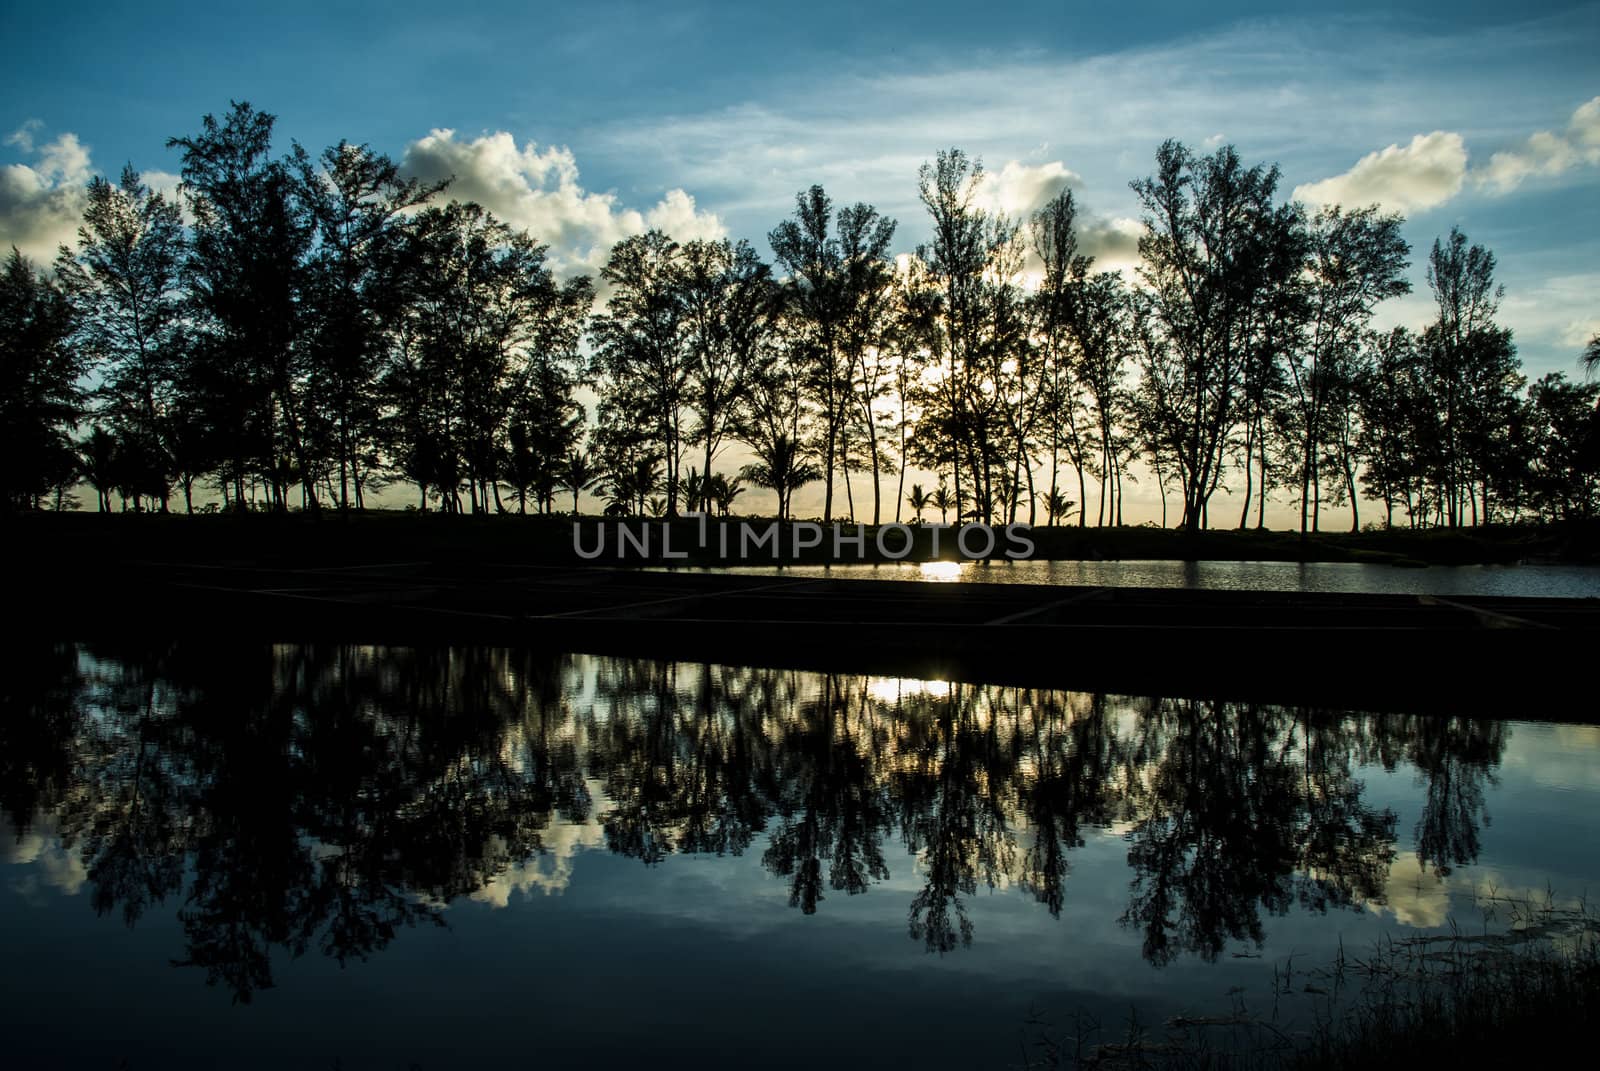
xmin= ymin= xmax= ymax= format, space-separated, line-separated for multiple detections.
xmin=586 ymin=659 xmax=771 ymax=863
xmin=1407 ymin=717 xmax=1504 ymax=875
xmin=0 ymin=643 xmax=82 ymax=835
xmin=1119 ymin=701 xmax=1400 ymax=966
xmin=5 ymin=645 xmax=1512 ymax=995
xmin=762 ymin=676 xmax=892 ymax=913
xmin=895 ymin=685 xmax=1018 ymax=952
xmin=1015 ymin=693 xmax=1125 ymax=916
xmin=15 ymin=643 xmax=587 ymax=1002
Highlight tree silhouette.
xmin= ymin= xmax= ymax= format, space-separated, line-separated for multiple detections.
xmin=57 ymin=167 xmax=188 ymax=511
xmin=0 ymin=248 xmax=81 ymax=512
xmin=1131 ymin=141 xmax=1301 ymax=534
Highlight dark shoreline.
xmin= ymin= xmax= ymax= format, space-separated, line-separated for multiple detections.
xmin=23 ymin=541 xmax=1598 ymax=717
xmin=10 ymin=509 xmax=1600 ymax=568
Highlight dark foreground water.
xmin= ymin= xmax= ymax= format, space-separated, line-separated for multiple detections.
xmin=669 ymin=559 xmax=1600 ymax=598
xmin=3 ymin=644 xmax=1597 ymax=1069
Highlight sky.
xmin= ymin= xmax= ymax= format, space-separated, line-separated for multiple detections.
xmin=2 ymin=0 xmax=1597 ymax=520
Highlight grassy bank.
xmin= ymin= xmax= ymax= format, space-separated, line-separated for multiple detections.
xmin=9 ymin=509 xmax=1598 ymax=570
xmin=1024 ymin=892 xmax=1600 ymax=1069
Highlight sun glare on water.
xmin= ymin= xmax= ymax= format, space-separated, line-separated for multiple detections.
xmin=919 ymin=561 xmax=965 ymax=582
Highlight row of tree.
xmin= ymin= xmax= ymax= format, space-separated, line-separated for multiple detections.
xmin=4 ymin=101 xmax=1598 ymax=529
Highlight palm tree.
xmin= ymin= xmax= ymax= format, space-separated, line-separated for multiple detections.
xmin=682 ymin=467 xmax=707 ymax=513
xmin=741 ymin=432 xmax=822 ymax=522
xmin=1044 ymin=489 xmax=1076 ymax=525
xmin=604 ymin=458 xmax=660 ymax=516
xmin=1583 ymin=331 xmax=1599 ymax=378
xmin=558 ymin=450 xmax=600 ymax=514
xmin=708 ymin=472 xmax=745 ymax=516
xmin=79 ymin=427 xmax=119 ymax=513
xmin=931 ymin=478 xmax=955 ymax=525
xmin=906 ymin=482 xmax=930 ymax=524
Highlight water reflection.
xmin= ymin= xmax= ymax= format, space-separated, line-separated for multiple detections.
xmin=1 ymin=643 xmax=1511 ymax=1001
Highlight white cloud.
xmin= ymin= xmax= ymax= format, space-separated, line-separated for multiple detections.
xmin=400 ymin=128 xmax=725 ymax=276
xmin=1476 ymin=95 xmax=1600 ymax=193
xmin=0 ymin=122 xmax=92 ymax=263
xmin=973 ymin=159 xmax=1081 ymax=219
xmin=1292 ymin=132 xmax=1468 ymax=215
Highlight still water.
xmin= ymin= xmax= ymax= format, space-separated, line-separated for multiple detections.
xmin=3 ymin=644 xmax=1597 ymax=1068
xmin=674 ymin=558 xmax=1600 ymax=598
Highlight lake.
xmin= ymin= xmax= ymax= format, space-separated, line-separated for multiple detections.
xmin=3 ymin=643 xmax=1596 ymax=1067
xmin=664 ymin=558 xmax=1600 ymax=598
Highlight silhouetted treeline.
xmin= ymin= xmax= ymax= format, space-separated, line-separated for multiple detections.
xmin=2 ymin=642 xmax=1509 ymax=998
xmin=5 ymin=101 xmax=1598 ymax=528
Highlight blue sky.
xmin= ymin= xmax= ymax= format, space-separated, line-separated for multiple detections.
xmin=3 ymin=0 xmax=1597 ymax=381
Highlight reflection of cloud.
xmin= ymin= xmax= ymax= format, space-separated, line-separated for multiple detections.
xmin=1371 ymin=849 xmax=1591 ymax=931
xmin=1495 ymin=721 xmax=1600 ymax=791
xmin=3 ymin=813 xmax=87 ymax=898
xmin=1374 ymin=851 xmax=1451 ymax=928
xmin=468 ymin=783 xmax=609 ymax=907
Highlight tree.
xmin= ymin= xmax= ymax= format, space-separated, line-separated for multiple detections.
xmin=1281 ymin=206 xmax=1410 ymax=533
xmin=295 ymin=141 xmax=446 ymax=510
xmin=1069 ymin=269 xmax=1136 ymax=527
xmin=770 ymin=187 xmax=895 ymax=523
xmin=678 ymin=238 xmax=780 ymax=508
xmin=591 ymin=230 xmax=690 ymax=514
xmin=1130 ymin=141 xmax=1300 ymax=533
xmin=557 ymin=449 xmax=600 ymax=515
xmin=1419 ymin=227 xmax=1520 ymax=526
xmin=387 ymin=201 xmax=588 ymax=514
xmin=906 ymin=482 xmax=930 ymax=524
xmin=915 ymin=149 xmax=1010 ymax=523
xmin=57 ymin=167 xmax=188 ymax=512
xmin=1029 ymin=189 xmax=1094 ymax=528
xmin=738 ymin=351 xmax=820 ymax=522
xmin=169 ymin=101 xmax=312 ymax=511
xmin=0 ymin=249 xmax=81 ymax=512
xmin=1526 ymin=372 xmax=1600 ymax=521
xmin=835 ymin=203 xmax=899 ymax=524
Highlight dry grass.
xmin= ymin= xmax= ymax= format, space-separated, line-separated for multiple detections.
xmin=1022 ymin=889 xmax=1600 ymax=1070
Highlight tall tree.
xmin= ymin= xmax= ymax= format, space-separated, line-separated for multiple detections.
xmin=1281 ymin=206 xmax=1410 ymax=533
xmin=57 ymin=167 xmax=188 ymax=511
xmin=0 ymin=249 xmax=81 ymax=512
xmin=295 ymin=141 xmax=446 ymax=510
xmin=1420 ymin=227 xmax=1520 ymax=526
xmin=916 ymin=149 xmax=1006 ymax=522
xmin=1130 ymin=141 xmax=1299 ymax=533
xmin=769 ymin=187 xmax=849 ymax=522
xmin=169 ymin=101 xmax=312 ymax=510
xmin=591 ymin=230 xmax=690 ymax=514
xmin=835 ymin=203 xmax=899 ymax=524
xmin=678 ymin=238 xmax=780 ymax=511
xmin=1029 ymin=190 xmax=1093 ymax=527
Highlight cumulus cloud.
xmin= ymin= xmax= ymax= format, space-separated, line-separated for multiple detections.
xmin=973 ymin=159 xmax=1081 ymax=218
xmin=966 ymin=160 xmax=1142 ymax=276
xmin=1476 ymin=95 xmax=1600 ymax=193
xmin=1292 ymin=131 xmax=1468 ymax=215
xmin=1 ymin=122 xmax=92 ymax=263
xmin=400 ymin=128 xmax=725 ymax=276
xmin=1080 ymin=216 xmax=1144 ymax=273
